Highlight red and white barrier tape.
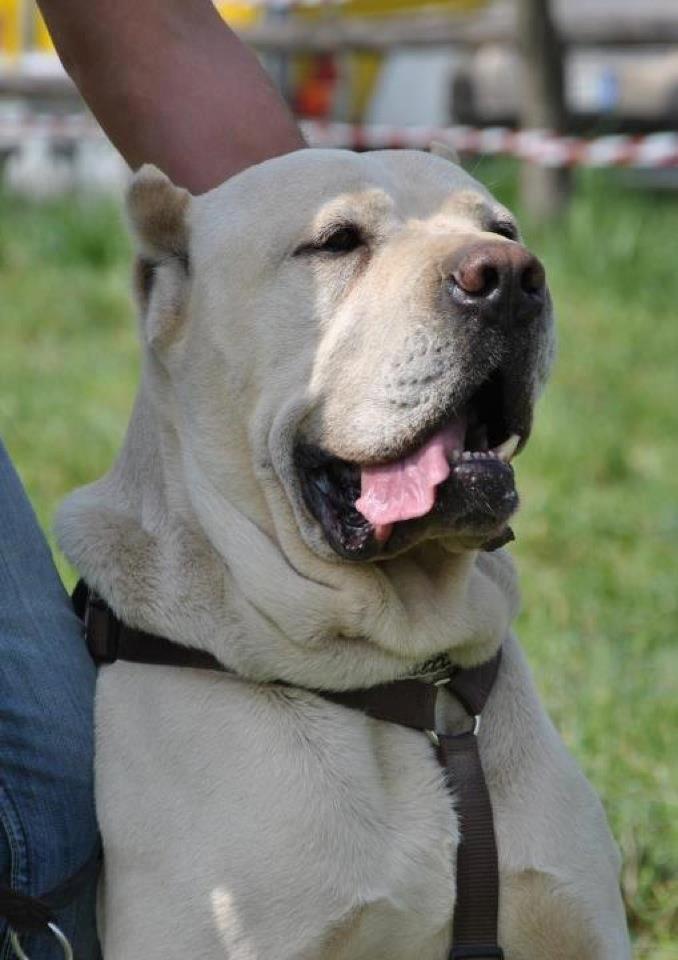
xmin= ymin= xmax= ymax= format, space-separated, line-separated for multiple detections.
xmin=3 ymin=115 xmax=678 ymax=168
xmin=302 ymin=123 xmax=678 ymax=167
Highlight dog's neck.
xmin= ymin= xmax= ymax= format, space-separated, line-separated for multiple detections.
xmin=57 ymin=376 xmax=520 ymax=690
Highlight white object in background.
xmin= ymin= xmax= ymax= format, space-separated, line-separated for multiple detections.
xmin=73 ymin=139 xmax=129 ymax=193
xmin=5 ymin=134 xmax=128 ymax=195
xmin=367 ymin=48 xmax=462 ymax=127
xmin=5 ymin=136 xmax=72 ymax=196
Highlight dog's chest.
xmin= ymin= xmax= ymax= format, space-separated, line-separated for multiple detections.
xmin=96 ymin=666 xmax=457 ymax=959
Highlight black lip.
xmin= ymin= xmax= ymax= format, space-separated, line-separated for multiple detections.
xmin=295 ymin=445 xmax=367 ymax=558
xmin=436 ymin=457 xmax=518 ymax=525
xmin=376 ymin=457 xmax=518 ymax=558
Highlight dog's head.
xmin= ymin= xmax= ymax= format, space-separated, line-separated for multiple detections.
xmin=128 ymin=149 xmax=554 ymax=567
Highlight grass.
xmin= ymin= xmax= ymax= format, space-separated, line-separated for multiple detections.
xmin=1 ymin=167 xmax=676 ymax=957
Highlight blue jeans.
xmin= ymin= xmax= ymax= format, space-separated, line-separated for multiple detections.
xmin=0 ymin=441 xmax=100 ymax=959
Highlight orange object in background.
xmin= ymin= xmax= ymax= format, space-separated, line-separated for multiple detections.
xmin=288 ymin=1 xmax=489 ymax=124
xmin=294 ymin=54 xmax=338 ymax=120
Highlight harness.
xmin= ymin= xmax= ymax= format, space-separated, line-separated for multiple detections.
xmin=2 ymin=581 xmax=505 ymax=960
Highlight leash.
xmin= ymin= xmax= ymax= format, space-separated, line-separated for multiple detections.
xmin=77 ymin=580 xmax=504 ymax=959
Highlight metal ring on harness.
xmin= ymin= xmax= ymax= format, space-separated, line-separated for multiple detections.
xmin=10 ymin=922 xmax=74 ymax=960
xmin=426 ymin=713 xmax=481 ymax=747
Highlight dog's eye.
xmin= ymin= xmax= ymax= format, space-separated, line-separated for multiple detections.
xmin=296 ymin=225 xmax=365 ymax=256
xmin=321 ymin=226 xmax=364 ymax=253
xmin=489 ymin=221 xmax=519 ymax=241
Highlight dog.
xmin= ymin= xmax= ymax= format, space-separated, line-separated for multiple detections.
xmin=57 ymin=147 xmax=631 ymax=959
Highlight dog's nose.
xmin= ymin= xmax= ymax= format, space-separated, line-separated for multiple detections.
xmin=447 ymin=241 xmax=546 ymax=324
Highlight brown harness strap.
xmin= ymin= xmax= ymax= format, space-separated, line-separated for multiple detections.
xmin=76 ymin=581 xmax=504 ymax=959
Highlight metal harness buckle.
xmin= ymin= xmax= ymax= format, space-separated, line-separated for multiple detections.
xmin=10 ymin=923 xmax=73 ymax=960
xmin=426 ymin=674 xmax=481 ymax=746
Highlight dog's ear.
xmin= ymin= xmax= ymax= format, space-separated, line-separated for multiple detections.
xmin=430 ymin=140 xmax=461 ymax=165
xmin=127 ymin=164 xmax=192 ymax=348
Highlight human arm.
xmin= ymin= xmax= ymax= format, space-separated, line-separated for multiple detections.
xmin=36 ymin=0 xmax=306 ymax=193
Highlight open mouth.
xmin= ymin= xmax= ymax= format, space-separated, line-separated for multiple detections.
xmin=295 ymin=370 xmax=526 ymax=560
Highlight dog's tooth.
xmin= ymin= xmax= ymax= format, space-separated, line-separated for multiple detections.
xmin=495 ymin=434 xmax=521 ymax=463
xmin=462 ymin=451 xmax=472 ymax=461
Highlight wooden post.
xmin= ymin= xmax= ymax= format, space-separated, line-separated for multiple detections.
xmin=517 ymin=0 xmax=571 ymax=221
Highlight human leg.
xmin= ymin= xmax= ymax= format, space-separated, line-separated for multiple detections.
xmin=0 ymin=441 xmax=100 ymax=959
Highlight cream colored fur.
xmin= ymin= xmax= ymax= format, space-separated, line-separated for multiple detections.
xmin=57 ymin=149 xmax=630 ymax=959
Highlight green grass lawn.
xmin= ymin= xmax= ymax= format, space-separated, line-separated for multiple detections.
xmin=1 ymin=166 xmax=676 ymax=957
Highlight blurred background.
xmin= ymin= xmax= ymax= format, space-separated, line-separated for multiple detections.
xmin=0 ymin=1 xmax=676 ymax=956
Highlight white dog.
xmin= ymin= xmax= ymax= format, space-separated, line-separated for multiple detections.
xmin=57 ymin=148 xmax=631 ymax=959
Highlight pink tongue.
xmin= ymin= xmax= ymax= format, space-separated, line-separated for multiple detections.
xmin=356 ymin=416 xmax=467 ymax=540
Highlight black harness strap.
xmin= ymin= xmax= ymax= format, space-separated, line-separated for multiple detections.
xmin=77 ymin=581 xmax=504 ymax=959
xmin=442 ymin=732 xmax=502 ymax=959
xmin=0 ymin=840 xmax=101 ymax=937
xmin=0 ymin=889 xmax=54 ymax=935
